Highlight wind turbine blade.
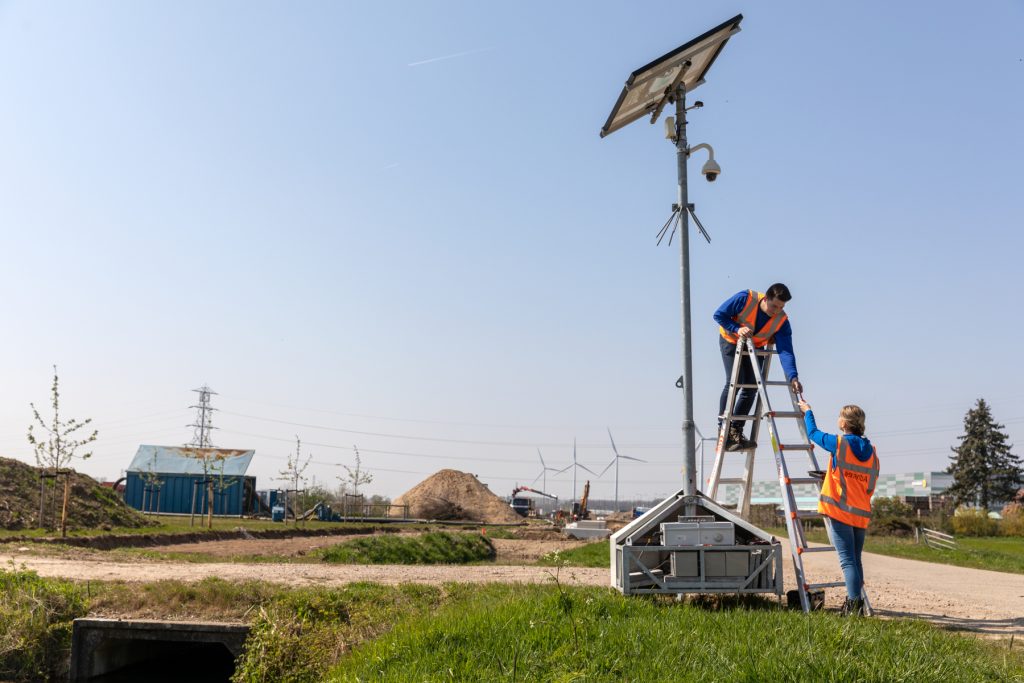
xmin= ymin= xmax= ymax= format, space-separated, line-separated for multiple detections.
xmin=607 ymin=428 xmax=620 ymax=457
xmin=620 ymin=455 xmax=647 ymax=463
xmin=537 ymin=448 xmax=546 ymax=468
xmin=553 ymin=464 xmax=573 ymax=475
xmin=531 ymin=472 xmax=543 ymax=485
xmin=573 ymin=438 xmax=577 ymax=463
xmin=578 ymin=463 xmax=600 ymax=476
xmin=598 ymin=458 xmax=616 ymax=477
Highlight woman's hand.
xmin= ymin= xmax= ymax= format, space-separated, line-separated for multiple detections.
xmin=798 ymin=400 xmax=811 ymax=414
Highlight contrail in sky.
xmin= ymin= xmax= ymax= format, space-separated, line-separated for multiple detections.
xmin=407 ymin=47 xmax=493 ymax=67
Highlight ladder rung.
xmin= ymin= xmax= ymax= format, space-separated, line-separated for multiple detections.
xmin=734 ymin=381 xmax=789 ymax=388
xmin=754 ymin=349 xmax=779 ymax=355
xmin=722 ymin=415 xmax=758 ymax=421
xmin=768 ymin=411 xmax=803 ymax=419
xmin=788 ymin=477 xmax=821 ymax=485
xmin=779 ymin=444 xmax=814 ymax=451
xmin=807 ymin=581 xmax=845 ymax=590
xmin=716 ymin=478 xmax=746 ymax=485
xmin=795 ymin=510 xmax=822 ymax=519
xmin=800 ymin=546 xmax=835 ymax=554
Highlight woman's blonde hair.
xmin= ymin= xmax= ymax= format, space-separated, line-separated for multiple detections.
xmin=839 ymin=405 xmax=866 ymax=436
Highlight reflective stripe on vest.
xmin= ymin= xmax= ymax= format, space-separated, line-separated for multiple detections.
xmin=718 ymin=290 xmax=789 ymax=348
xmin=817 ymin=435 xmax=879 ymax=529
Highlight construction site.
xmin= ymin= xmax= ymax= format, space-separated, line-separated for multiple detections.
xmin=1 ymin=4 xmax=1022 ymax=683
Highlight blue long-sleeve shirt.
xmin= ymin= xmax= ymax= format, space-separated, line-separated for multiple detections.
xmin=804 ymin=410 xmax=874 ymax=470
xmin=714 ymin=290 xmax=798 ymax=380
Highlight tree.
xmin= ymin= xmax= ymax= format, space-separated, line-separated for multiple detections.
xmin=341 ymin=445 xmax=373 ymax=497
xmin=946 ymin=398 xmax=1023 ymax=508
xmin=27 ymin=365 xmax=98 ymax=534
xmin=277 ymin=436 xmax=312 ymax=524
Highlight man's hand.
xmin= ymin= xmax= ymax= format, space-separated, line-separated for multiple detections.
xmin=798 ymin=400 xmax=811 ymax=414
xmin=737 ymin=326 xmax=753 ymax=339
xmin=790 ymin=377 xmax=803 ymax=395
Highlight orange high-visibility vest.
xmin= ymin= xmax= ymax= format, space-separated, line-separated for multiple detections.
xmin=817 ymin=435 xmax=879 ymax=529
xmin=718 ymin=290 xmax=788 ymax=348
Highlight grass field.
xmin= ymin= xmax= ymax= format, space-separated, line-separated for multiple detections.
xmin=3 ymin=569 xmax=1020 ymax=683
xmin=326 ymin=583 xmax=1022 ymax=682
xmin=317 ymin=532 xmax=496 ymax=564
xmin=537 ymin=540 xmax=609 ymax=567
xmin=768 ymin=527 xmax=1024 ymax=575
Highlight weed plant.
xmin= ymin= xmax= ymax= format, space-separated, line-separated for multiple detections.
xmin=317 ymin=532 xmax=495 ymax=564
xmin=0 ymin=569 xmax=87 ymax=682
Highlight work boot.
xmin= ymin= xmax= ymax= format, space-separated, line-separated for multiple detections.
xmin=841 ymin=597 xmax=865 ymax=616
xmin=726 ymin=425 xmax=755 ymax=451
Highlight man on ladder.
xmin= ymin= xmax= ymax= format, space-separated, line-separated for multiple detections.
xmin=714 ymin=283 xmax=803 ymax=450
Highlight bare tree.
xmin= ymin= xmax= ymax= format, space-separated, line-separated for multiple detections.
xmin=277 ymin=436 xmax=312 ymax=524
xmin=27 ymin=365 xmax=98 ymax=535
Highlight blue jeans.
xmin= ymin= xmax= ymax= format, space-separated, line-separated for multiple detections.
xmin=829 ymin=518 xmax=866 ymax=599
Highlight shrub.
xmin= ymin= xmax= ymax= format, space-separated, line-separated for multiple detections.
xmin=318 ymin=532 xmax=495 ymax=564
xmin=1000 ymin=503 xmax=1024 ymax=537
xmin=0 ymin=570 xmax=87 ymax=682
xmin=951 ymin=508 xmax=999 ymax=536
xmin=869 ymin=497 xmax=917 ymax=537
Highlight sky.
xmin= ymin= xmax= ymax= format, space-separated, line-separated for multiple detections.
xmin=1 ymin=1 xmax=1022 ymax=505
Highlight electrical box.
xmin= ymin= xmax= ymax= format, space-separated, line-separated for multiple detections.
xmin=699 ymin=521 xmax=735 ymax=546
xmin=661 ymin=522 xmax=700 ymax=546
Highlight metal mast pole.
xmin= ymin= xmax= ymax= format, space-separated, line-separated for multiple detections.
xmin=674 ymin=85 xmax=697 ymax=500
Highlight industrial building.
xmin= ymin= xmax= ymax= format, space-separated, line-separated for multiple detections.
xmin=124 ymin=445 xmax=256 ymax=516
xmin=715 ymin=472 xmax=953 ymax=511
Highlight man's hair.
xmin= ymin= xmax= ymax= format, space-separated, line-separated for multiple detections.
xmin=840 ymin=405 xmax=866 ymax=437
xmin=765 ymin=283 xmax=792 ymax=301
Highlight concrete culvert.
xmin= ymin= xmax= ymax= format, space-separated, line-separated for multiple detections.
xmin=69 ymin=619 xmax=249 ymax=682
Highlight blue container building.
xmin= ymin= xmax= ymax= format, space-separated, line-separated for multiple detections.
xmin=125 ymin=445 xmax=257 ymax=516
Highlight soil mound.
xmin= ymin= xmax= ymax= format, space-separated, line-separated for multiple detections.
xmin=392 ymin=469 xmax=522 ymax=524
xmin=0 ymin=457 xmax=150 ymax=530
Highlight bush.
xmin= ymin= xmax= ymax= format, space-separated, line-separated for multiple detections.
xmin=869 ymin=497 xmax=916 ymax=537
xmin=0 ymin=570 xmax=88 ymax=682
xmin=951 ymin=508 xmax=999 ymax=536
xmin=1000 ymin=503 xmax=1024 ymax=537
xmin=318 ymin=532 xmax=495 ymax=564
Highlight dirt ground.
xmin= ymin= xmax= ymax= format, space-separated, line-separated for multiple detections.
xmin=3 ymin=537 xmax=1022 ymax=636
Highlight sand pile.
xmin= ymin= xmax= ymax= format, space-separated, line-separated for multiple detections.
xmin=392 ymin=469 xmax=522 ymax=524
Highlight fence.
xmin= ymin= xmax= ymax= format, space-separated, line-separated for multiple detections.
xmin=917 ymin=526 xmax=957 ymax=550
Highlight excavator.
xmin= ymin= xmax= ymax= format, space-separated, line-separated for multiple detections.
xmin=509 ymin=485 xmax=558 ymax=517
xmin=572 ymin=480 xmax=591 ymax=521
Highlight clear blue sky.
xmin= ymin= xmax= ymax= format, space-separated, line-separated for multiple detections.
xmin=1 ymin=2 xmax=1021 ymax=504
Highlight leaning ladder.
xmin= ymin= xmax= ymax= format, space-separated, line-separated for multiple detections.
xmin=706 ymin=336 xmax=873 ymax=614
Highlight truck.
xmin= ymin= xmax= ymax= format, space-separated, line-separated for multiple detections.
xmin=509 ymin=486 xmax=558 ymax=517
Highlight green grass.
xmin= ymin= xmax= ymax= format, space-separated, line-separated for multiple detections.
xmin=537 ymin=540 xmax=609 ymax=567
xmin=769 ymin=527 xmax=1024 ymax=575
xmin=0 ymin=570 xmax=88 ymax=682
xmin=328 ymin=583 xmax=1024 ymax=682
xmin=317 ymin=532 xmax=496 ymax=565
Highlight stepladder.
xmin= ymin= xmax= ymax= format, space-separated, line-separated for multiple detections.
xmin=706 ymin=336 xmax=873 ymax=614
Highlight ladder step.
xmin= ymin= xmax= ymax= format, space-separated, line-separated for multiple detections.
xmin=779 ymin=444 xmax=814 ymax=451
xmin=721 ymin=415 xmax=758 ymax=421
xmin=800 ymin=546 xmax=835 ymax=554
xmin=795 ymin=510 xmax=822 ymax=519
xmin=715 ymin=478 xmax=747 ymax=485
xmin=768 ymin=411 xmax=803 ymax=419
xmin=754 ymin=349 xmax=779 ymax=355
xmin=734 ymin=381 xmax=790 ymax=388
xmin=807 ymin=581 xmax=845 ymax=590
xmin=788 ymin=477 xmax=822 ymax=485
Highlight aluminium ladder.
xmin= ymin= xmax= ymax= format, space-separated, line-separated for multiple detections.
xmin=706 ymin=336 xmax=872 ymax=614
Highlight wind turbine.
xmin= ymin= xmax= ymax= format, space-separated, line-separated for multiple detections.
xmin=601 ymin=429 xmax=647 ymax=512
xmin=557 ymin=438 xmax=598 ymax=509
xmin=531 ymin=448 xmax=560 ymax=492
